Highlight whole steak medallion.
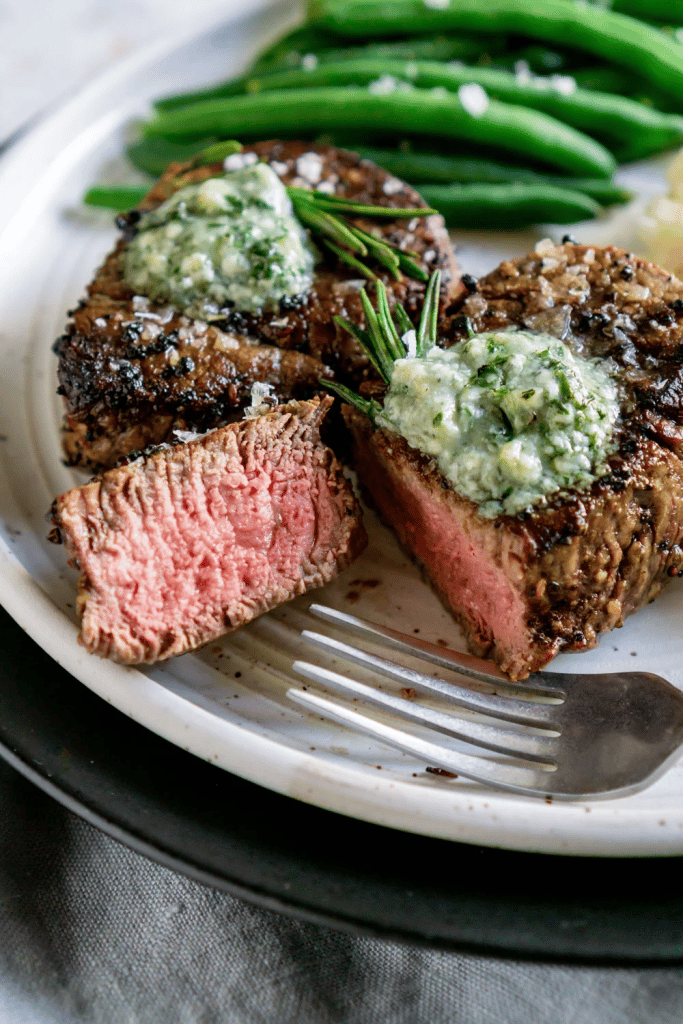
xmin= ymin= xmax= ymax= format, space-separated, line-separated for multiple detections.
xmin=345 ymin=241 xmax=683 ymax=679
xmin=55 ymin=140 xmax=459 ymax=472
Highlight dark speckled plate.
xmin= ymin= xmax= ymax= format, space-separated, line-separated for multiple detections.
xmin=2 ymin=605 xmax=683 ymax=965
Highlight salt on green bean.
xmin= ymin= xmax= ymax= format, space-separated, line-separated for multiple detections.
xmin=142 ymin=86 xmax=616 ymax=179
xmin=154 ymin=36 xmax=502 ymax=113
xmin=229 ymin=57 xmax=683 ymax=158
xmin=309 ymin=0 xmax=683 ymax=103
xmin=416 ymin=182 xmax=601 ymax=227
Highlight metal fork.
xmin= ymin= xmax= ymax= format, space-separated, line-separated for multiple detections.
xmin=287 ymin=604 xmax=683 ymax=801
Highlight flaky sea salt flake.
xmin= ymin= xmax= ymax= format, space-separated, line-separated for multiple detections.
xmin=224 ymin=152 xmax=258 ymax=171
xmin=550 ymin=75 xmax=577 ymax=96
xmin=458 ymin=83 xmax=489 ymax=118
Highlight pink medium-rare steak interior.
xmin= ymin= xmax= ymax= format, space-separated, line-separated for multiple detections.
xmin=346 ymin=410 xmax=536 ymax=673
xmin=52 ymin=399 xmax=366 ymax=663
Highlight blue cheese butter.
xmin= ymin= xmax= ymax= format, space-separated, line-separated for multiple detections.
xmin=377 ymin=329 xmax=620 ymax=516
xmin=122 ymin=163 xmax=315 ymax=316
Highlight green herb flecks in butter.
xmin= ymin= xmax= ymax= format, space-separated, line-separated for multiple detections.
xmin=122 ymin=163 xmax=316 ymax=316
xmin=377 ymin=329 xmax=620 ymax=517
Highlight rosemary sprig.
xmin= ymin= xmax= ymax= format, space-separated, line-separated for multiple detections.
xmin=323 ymin=380 xmax=383 ymax=421
xmin=329 ymin=270 xmax=441 ymax=419
xmin=323 ymin=240 xmax=377 ymax=280
xmin=289 ymin=187 xmax=437 ymax=218
xmin=292 ymin=196 xmax=369 ymax=254
xmin=287 ymin=189 xmax=434 ymax=282
xmin=416 ymin=269 xmax=441 ymax=356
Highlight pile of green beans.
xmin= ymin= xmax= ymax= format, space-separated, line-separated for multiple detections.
xmin=309 ymin=0 xmax=683 ymax=101
xmin=201 ymin=57 xmax=683 ymax=162
xmin=134 ymin=0 xmax=683 ymax=229
xmin=144 ymin=87 xmax=616 ymax=179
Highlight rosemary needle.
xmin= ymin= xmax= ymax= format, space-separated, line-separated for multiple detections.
xmin=328 ymin=271 xmax=442 ymax=415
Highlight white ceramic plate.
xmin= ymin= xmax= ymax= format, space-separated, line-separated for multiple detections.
xmin=1 ymin=1 xmax=681 ymax=858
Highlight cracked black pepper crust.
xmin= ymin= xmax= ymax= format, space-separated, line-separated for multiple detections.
xmin=447 ymin=241 xmax=683 ymax=451
xmin=345 ymin=242 xmax=683 ymax=678
xmin=56 ymin=140 xmax=460 ymax=472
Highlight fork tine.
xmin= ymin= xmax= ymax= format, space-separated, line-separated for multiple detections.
xmin=301 ymin=630 xmax=559 ymax=728
xmin=293 ymin=660 xmax=558 ymax=762
xmin=287 ymin=686 xmax=555 ymax=796
xmin=308 ymin=603 xmax=566 ymax=695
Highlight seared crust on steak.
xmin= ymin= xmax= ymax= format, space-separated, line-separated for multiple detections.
xmin=57 ymin=314 xmax=332 ymax=470
xmin=51 ymin=398 xmax=367 ymax=664
xmin=346 ymin=241 xmax=683 ymax=679
xmin=57 ymin=140 xmax=459 ymax=472
xmin=449 ymin=241 xmax=683 ymax=453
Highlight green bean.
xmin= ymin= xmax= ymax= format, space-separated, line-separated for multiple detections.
xmin=611 ymin=0 xmax=683 ymax=20
xmin=84 ymin=186 xmax=149 ymax=211
xmin=229 ymin=58 xmax=683 ymax=158
xmin=82 ymin=180 xmax=600 ymax=228
xmin=143 ymin=87 xmax=616 ymax=178
xmin=570 ymin=66 xmax=637 ymax=95
xmin=494 ymin=45 xmax=572 ymax=74
xmin=154 ymin=36 xmax=500 ymax=113
xmin=269 ymin=33 xmax=493 ymax=66
xmin=568 ymin=67 xmax=679 ymax=114
xmin=253 ymin=24 xmax=342 ymax=67
xmin=126 ymin=137 xmax=217 ymax=176
xmin=416 ymin=182 xmax=600 ymax=227
xmin=309 ymin=0 xmax=683 ymax=103
xmin=125 ymin=138 xmax=241 ymax=177
xmin=350 ymin=147 xmax=632 ymax=203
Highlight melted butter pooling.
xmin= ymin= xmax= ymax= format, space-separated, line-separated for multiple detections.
xmin=123 ymin=164 xmax=316 ymax=316
xmin=377 ymin=330 xmax=620 ymax=517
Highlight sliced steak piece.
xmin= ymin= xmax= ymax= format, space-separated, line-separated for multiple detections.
xmin=345 ymin=241 xmax=683 ymax=679
xmin=51 ymin=398 xmax=366 ymax=664
xmin=57 ymin=140 xmax=460 ymax=472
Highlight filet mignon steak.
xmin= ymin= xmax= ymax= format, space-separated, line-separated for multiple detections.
xmin=56 ymin=140 xmax=460 ymax=472
xmin=345 ymin=241 xmax=683 ymax=679
xmin=51 ymin=398 xmax=367 ymax=664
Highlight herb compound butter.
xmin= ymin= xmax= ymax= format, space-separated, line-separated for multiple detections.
xmin=122 ymin=163 xmax=316 ymax=316
xmin=377 ymin=330 xmax=620 ymax=516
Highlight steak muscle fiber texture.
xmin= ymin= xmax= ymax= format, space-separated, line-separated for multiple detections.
xmin=56 ymin=140 xmax=459 ymax=472
xmin=51 ymin=398 xmax=366 ymax=664
xmin=345 ymin=241 xmax=683 ymax=679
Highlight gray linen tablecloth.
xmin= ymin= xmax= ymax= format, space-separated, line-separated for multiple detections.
xmin=5 ymin=2 xmax=683 ymax=1020
xmin=1 ymin=756 xmax=683 ymax=1024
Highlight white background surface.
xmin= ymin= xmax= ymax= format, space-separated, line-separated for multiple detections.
xmin=1 ymin=0 xmax=260 ymax=142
